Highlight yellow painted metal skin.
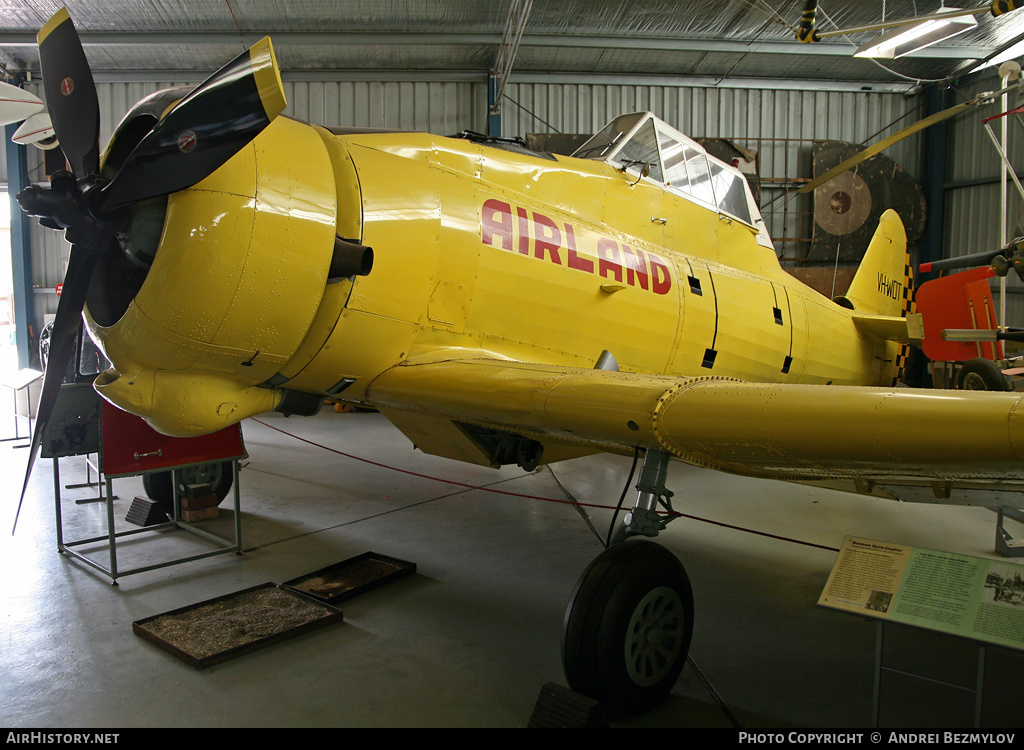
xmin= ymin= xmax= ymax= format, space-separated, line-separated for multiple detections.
xmin=248 ymin=38 xmax=286 ymax=121
xmin=89 ymin=115 xmax=339 ymax=435
xmin=330 ymin=131 xmax=905 ymax=388
xmin=367 ymin=358 xmax=1024 ymax=502
xmin=84 ymin=96 xmax=1024 ymax=505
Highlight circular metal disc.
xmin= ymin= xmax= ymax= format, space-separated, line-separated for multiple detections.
xmin=813 ymin=170 xmax=872 ymax=236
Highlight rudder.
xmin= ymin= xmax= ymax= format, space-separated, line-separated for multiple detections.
xmin=838 ymin=209 xmax=913 ymax=318
xmin=836 ymin=209 xmax=916 ymax=386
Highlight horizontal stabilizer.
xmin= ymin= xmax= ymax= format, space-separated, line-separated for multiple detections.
xmin=851 ymin=312 xmax=924 ymax=343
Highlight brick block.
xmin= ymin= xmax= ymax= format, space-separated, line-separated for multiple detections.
xmin=181 ymin=506 xmax=218 ymax=522
xmin=181 ymin=493 xmax=219 ymax=511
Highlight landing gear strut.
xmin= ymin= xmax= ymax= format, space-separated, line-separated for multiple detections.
xmin=561 ymin=450 xmax=693 ymax=716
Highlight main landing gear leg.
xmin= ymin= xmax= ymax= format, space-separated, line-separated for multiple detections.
xmin=561 ymin=449 xmax=694 ymax=717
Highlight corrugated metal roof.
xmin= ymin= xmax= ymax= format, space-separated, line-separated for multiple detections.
xmin=0 ymin=1 xmax=1023 ymax=87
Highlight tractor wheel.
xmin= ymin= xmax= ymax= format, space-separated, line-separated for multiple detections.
xmin=957 ymin=358 xmax=1010 ymax=391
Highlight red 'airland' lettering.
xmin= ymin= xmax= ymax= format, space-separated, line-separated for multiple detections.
xmin=597 ymin=238 xmax=623 ymax=282
xmin=622 ymin=245 xmax=649 ymax=290
xmin=533 ymin=213 xmax=562 ymax=264
xmin=564 ymin=224 xmax=593 ymax=273
xmin=516 ymin=206 xmax=530 ymax=255
xmin=481 ymin=200 xmax=513 ymax=250
xmin=480 ymin=198 xmax=671 ymax=295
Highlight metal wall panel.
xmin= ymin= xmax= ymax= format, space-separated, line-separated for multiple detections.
xmin=943 ymin=70 xmax=1024 ymax=256
xmin=284 ymin=79 xmax=487 ymax=133
xmin=501 ymin=82 xmax=920 ymax=166
xmin=941 ymin=67 xmax=1024 ymax=328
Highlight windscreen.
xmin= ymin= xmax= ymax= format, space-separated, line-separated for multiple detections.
xmin=572 ymin=113 xmax=646 ymax=160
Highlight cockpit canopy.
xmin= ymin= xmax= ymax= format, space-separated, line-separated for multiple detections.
xmin=572 ymin=112 xmax=758 ymax=228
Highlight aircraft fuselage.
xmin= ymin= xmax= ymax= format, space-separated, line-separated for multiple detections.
xmin=86 ymin=114 xmax=902 ymax=440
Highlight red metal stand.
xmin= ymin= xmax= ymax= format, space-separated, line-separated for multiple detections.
xmin=49 ymin=386 xmax=248 ymax=583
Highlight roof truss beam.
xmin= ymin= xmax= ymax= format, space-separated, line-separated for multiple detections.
xmin=0 ymin=31 xmax=991 ymax=62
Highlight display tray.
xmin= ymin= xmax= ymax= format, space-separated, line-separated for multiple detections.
xmin=133 ymin=583 xmax=344 ymax=669
xmin=282 ymin=552 xmax=416 ymax=605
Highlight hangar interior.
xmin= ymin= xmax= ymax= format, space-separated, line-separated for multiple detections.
xmin=3 ymin=0 xmax=1024 ymax=728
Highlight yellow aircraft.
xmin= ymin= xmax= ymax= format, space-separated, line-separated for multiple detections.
xmin=16 ymin=8 xmax=1024 ymax=716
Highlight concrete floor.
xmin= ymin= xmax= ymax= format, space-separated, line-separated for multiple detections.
xmin=2 ymin=407 xmax=1024 ymax=728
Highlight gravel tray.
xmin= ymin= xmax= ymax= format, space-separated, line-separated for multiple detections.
xmin=282 ymin=552 xmax=416 ymax=605
xmin=133 ymin=583 xmax=344 ymax=669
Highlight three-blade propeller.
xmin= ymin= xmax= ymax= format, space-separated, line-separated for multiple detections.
xmin=12 ymin=7 xmax=286 ymax=531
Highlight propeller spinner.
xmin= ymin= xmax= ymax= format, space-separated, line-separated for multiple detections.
xmin=12 ymin=8 xmax=286 ymax=531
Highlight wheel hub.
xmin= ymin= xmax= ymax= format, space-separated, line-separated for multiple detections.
xmin=624 ymin=585 xmax=686 ymax=687
xmin=962 ymin=372 xmax=986 ymax=390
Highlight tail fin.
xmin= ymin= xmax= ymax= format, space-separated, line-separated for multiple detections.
xmin=838 ymin=209 xmax=916 ymax=386
xmin=840 ymin=209 xmax=913 ymax=317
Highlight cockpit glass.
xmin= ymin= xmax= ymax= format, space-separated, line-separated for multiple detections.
xmin=575 ymin=112 xmax=758 ymax=228
xmin=613 ymin=119 xmax=663 ymax=182
xmin=683 ymin=149 xmax=716 ymax=207
xmin=572 ymin=113 xmax=645 ymax=160
xmin=659 ymin=132 xmax=691 ymax=192
xmin=708 ymin=161 xmax=752 ymax=224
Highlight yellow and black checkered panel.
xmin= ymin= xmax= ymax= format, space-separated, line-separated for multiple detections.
xmin=893 ymin=249 xmax=916 ymax=386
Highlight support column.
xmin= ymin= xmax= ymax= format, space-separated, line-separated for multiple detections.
xmin=488 ymin=72 xmax=502 ymax=137
xmin=4 ymin=91 xmax=36 ymax=369
xmin=919 ymin=83 xmax=947 ymax=280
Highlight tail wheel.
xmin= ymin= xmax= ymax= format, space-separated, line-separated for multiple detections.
xmin=562 ymin=540 xmax=694 ymax=716
xmin=142 ymin=461 xmax=233 ymax=514
xmin=957 ymin=357 xmax=1010 ymax=391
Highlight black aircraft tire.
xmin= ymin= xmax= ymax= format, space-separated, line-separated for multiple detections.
xmin=142 ymin=461 xmax=233 ymax=512
xmin=562 ymin=539 xmax=694 ymax=717
xmin=957 ymin=357 xmax=1010 ymax=391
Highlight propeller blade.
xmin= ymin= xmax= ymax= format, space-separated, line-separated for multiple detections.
xmin=98 ymin=37 xmax=286 ymax=215
xmin=37 ymin=7 xmax=99 ymax=177
xmin=798 ymin=101 xmax=972 ymax=195
xmin=919 ymin=248 xmax=1006 ymax=274
xmin=13 ymin=239 xmax=102 ymax=533
xmin=799 ymin=81 xmax=1024 ymax=196
xmin=0 ymin=80 xmax=44 ymax=126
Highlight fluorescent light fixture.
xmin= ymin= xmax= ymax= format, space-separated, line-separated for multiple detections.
xmin=971 ymin=11 xmax=1024 ymax=74
xmin=854 ymin=10 xmax=978 ymax=59
xmin=972 ymin=38 xmax=1024 ymax=72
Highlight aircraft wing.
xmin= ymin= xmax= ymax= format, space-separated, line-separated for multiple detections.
xmin=367 ymin=357 xmax=1024 ymax=508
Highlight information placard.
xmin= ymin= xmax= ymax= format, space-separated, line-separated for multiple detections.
xmin=819 ymin=537 xmax=1024 ymax=651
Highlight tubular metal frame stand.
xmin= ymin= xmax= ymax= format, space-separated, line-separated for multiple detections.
xmin=63 ymin=453 xmax=111 ymax=505
xmin=53 ymin=457 xmax=242 ymax=585
xmin=0 ymin=368 xmax=42 ymax=447
xmin=995 ymin=508 xmax=1024 ymax=557
xmin=0 ymin=409 xmax=28 ymax=445
xmin=872 ymin=621 xmax=986 ymax=728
